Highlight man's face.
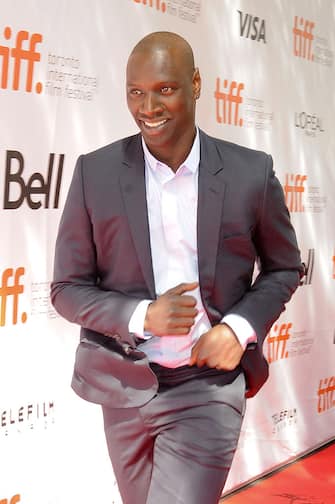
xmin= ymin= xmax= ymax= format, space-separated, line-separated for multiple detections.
xmin=126 ymin=45 xmax=200 ymax=158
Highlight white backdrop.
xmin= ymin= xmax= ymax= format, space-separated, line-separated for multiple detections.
xmin=0 ymin=1 xmax=334 ymax=503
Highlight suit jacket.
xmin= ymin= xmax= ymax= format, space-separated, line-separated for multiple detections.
xmin=51 ymin=129 xmax=303 ymax=407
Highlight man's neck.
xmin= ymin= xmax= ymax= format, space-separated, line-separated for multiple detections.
xmin=144 ymin=128 xmax=197 ymax=172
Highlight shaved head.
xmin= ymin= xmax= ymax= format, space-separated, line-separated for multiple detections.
xmin=128 ymin=31 xmax=195 ymax=79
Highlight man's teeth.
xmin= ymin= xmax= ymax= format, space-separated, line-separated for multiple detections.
xmin=144 ymin=120 xmax=167 ymax=128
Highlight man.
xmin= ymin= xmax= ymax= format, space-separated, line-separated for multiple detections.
xmin=51 ymin=32 xmax=303 ymax=503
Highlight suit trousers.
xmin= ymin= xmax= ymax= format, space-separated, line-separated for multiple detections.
xmin=102 ymin=372 xmax=246 ymax=504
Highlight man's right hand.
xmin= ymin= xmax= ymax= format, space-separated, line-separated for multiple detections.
xmin=144 ymin=282 xmax=198 ymax=336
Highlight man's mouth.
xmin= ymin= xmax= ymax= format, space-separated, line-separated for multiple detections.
xmin=141 ymin=119 xmax=168 ymax=130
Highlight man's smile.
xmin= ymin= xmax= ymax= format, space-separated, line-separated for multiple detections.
xmin=141 ymin=118 xmax=169 ymax=130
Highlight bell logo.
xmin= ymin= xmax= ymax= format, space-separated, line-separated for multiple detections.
xmin=0 ymin=496 xmax=20 ymax=504
xmin=0 ymin=26 xmax=43 ymax=93
xmin=0 ymin=267 xmax=27 ymax=326
xmin=283 ymin=174 xmax=307 ymax=212
xmin=133 ymin=0 xmax=166 ymax=13
xmin=237 ymin=10 xmax=266 ymax=43
xmin=317 ymin=376 xmax=335 ymax=413
xmin=267 ymin=323 xmax=291 ymax=364
xmin=4 ymin=150 xmax=64 ymax=209
xmin=214 ymin=78 xmax=244 ymax=126
xmin=293 ymin=16 xmax=314 ymax=60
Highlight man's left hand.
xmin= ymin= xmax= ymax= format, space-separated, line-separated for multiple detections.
xmin=189 ymin=324 xmax=244 ymax=370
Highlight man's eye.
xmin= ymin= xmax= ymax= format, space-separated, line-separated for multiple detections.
xmin=130 ymin=89 xmax=142 ymax=96
xmin=161 ymin=87 xmax=173 ymax=94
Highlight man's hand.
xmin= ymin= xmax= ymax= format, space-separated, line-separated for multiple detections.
xmin=189 ymin=323 xmax=244 ymax=370
xmin=144 ymin=282 xmax=198 ymax=336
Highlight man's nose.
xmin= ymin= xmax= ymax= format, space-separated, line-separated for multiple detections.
xmin=140 ymin=92 xmax=162 ymax=115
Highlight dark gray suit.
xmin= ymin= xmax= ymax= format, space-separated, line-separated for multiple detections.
xmin=51 ymin=129 xmax=302 ymax=502
xmin=51 ymin=129 xmax=302 ymax=401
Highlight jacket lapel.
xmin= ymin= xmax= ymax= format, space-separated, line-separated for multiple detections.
xmin=118 ymin=131 xmax=226 ymax=305
xmin=197 ymin=130 xmax=226 ymax=310
xmin=119 ymin=135 xmax=156 ymax=299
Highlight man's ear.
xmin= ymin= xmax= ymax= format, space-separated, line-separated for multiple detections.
xmin=193 ymin=67 xmax=201 ymax=99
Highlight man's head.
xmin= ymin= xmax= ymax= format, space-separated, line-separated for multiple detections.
xmin=126 ymin=31 xmax=201 ymax=169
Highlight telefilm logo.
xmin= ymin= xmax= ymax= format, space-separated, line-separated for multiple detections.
xmin=133 ymin=0 xmax=201 ymax=24
xmin=0 ymin=401 xmax=55 ymax=436
xmin=293 ymin=16 xmax=315 ymax=60
xmin=0 ymin=26 xmax=43 ymax=93
xmin=0 ymin=267 xmax=27 ymax=327
xmin=301 ymin=249 xmax=314 ymax=286
xmin=0 ymin=496 xmax=21 ymax=504
xmin=295 ymin=112 xmax=325 ymax=138
xmin=283 ymin=173 xmax=307 ymax=212
xmin=237 ymin=10 xmax=266 ymax=43
xmin=317 ymin=376 xmax=335 ymax=413
xmin=3 ymin=150 xmax=64 ymax=209
xmin=271 ymin=408 xmax=298 ymax=434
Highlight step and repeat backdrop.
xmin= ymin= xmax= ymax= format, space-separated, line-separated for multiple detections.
xmin=0 ymin=1 xmax=334 ymax=503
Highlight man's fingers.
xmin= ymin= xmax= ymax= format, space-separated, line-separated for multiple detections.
xmin=189 ymin=342 xmax=199 ymax=366
xmin=166 ymin=282 xmax=198 ymax=296
xmin=169 ymin=316 xmax=196 ymax=329
xmin=170 ymin=326 xmax=195 ymax=335
xmin=170 ymin=300 xmax=198 ymax=315
xmin=175 ymin=294 xmax=198 ymax=307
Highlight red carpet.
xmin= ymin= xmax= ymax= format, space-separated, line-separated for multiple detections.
xmin=221 ymin=440 xmax=335 ymax=503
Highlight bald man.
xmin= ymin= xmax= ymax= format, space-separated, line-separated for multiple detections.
xmin=51 ymin=32 xmax=303 ymax=503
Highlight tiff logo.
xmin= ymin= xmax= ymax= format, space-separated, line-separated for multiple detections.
xmin=317 ymin=376 xmax=335 ymax=413
xmin=133 ymin=0 xmax=166 ymax=13
xmin=0 ymin=496 xmax=20 ymax=504
xmin=237 ymin=10 xmax=266 ymax=43
xmin=301 ymin=249 xmax=314 ymax=285
xmin=0 ymin=268 xmax=27 ymax=326
xmin=284 ymin=174 xmax=307 ymax=212
xmin=214 ymin=78 xmax=244 ymax=126
xmin=267 ymin=323 xmax=291 ymax=364
xmin=293 ymin=16 xmax=315 ymax=60
xmin=0 ymin=26 xmax=43 ymax=93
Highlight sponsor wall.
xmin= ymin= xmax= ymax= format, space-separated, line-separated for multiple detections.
xmin=0 ymin=1 xmax=334 ymax=502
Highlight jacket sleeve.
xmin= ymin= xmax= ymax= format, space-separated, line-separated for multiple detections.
xmin=226 ymin=154 xmax=304 ymax=344
xmin=50 ymin=155 xmax=140 ymax=346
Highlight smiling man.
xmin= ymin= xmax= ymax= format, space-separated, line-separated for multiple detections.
xmin=126 ymin=33 xmax=200 ymax=170
xmin=51 ymin=32 xmax=303 ymax=504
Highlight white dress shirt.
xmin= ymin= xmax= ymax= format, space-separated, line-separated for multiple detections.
xmin=129 ymin=129 xmax=256 ymax=367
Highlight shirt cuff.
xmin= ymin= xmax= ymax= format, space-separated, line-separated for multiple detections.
xmin=128 ymin=299 xmax=153 ymax=340
xmin=221 ymin=314 xmax=257 ymax=350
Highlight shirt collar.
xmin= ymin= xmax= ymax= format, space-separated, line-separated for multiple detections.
xmin=141 ymin=127 xmax=200 ymax=175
